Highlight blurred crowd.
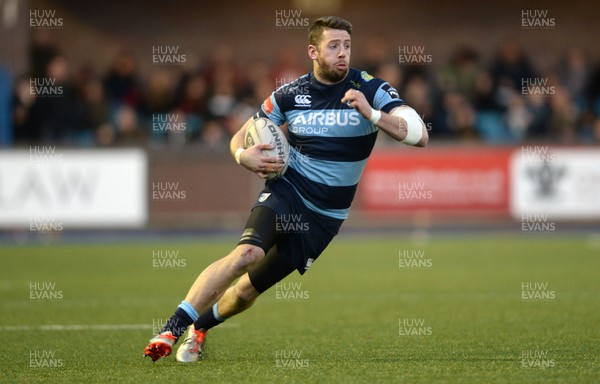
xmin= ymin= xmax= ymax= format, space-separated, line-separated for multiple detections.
xmin=11 ymin=31 xmax=600 ymax=149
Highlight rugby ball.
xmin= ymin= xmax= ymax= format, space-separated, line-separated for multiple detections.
xmin=244 ymin=117 xmax=290 ymax=179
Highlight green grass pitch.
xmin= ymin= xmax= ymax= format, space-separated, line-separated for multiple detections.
xmin=1 ymin=234 xmax=599 ymax=383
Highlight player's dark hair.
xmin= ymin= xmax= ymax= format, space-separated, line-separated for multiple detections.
xmin=308 ymin=16 xmax=352 ymax=46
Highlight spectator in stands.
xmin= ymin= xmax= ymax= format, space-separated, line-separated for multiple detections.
xmin=401 ymin=74 xmax=440 ymax=137
xmin=548 ymin=85 xmax=579 ymax=143
xmin=203 ymin=62 xmax=240 ymax=147
xmin=11 ymin=32 xmax=600 ymax=147
xmin=245 ymin=59 xmax=274 ymax=107
xmin=27 ymin=54 xmax=80 ymax=143
xmin=139 ymin=69 xmax=177 ymax=143
xmin=207 ymin=68 xmax=237 ymax=119
xmin=441 ymin=90 xmax=478 ymax=140
xmin=473 ymin=70 xmax=498 ymax=112
xmin=271 ymin=48 xmax=306 ymax=85
xmin=556 ymin=48 xmax=591 ymax=109
xmin=592 ymin=117 xmax=600 ymax=143
xmin=359 ymin=34 xmax=389 ymax=75
xmin=12 ymin=77 xmax=37 ymax=143
xmin=375 ymin=62 xmax=402 ymax=90
xmin=472 ymin=70 xmax=508 ymax=142
xmin=140 ymin=70 xmax=176 ymax=115
xmin=104 ymin=50 xmax=141 ymax=107
xmin=80 ymin=77 xmax=111 ymax=146
xmin=490 ymin=40 xmax=537 ymax=99
xmin=525 ymin=91 xmax=552 ymax=140
xmin=176 ymin=72 xmax=209 ymax=141
xmin=505 ymin=91 xmax=531 ymax=141
xmin=30 ymin=30 xmax=59 ymax=79
xmin=585 ymin=61 xmax=600 ymax=117
xmin=438 ymin=46 xmax=481 ymax=102
xmin=201 ymin=120 xmax=228 ymax=150
xmin=113 ymin=104 xmax=145 ymax=145
xmin=202 ymin=44 xmax=247 ymax=100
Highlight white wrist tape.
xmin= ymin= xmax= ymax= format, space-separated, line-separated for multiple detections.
xmin=369 ymin=108 xmax=381 ymax=125
xmin=391 ymin=107 xmax=424 ymax=145
xmin=234 ymin=148 xmax=245 ymax=164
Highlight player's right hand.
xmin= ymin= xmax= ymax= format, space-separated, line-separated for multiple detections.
xmin=239 ymin=144 xmax=284 ymax=179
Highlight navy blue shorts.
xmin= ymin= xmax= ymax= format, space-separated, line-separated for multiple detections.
xmin=238 ymin=179 xmax=343 ymax=276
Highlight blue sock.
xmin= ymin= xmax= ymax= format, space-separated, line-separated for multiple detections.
xmin=194 ymin=303 xmax=225 ymax=331
xmin=160 ymin=301 xmax=199 ymax=338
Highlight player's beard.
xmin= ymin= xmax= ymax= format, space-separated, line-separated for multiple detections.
xmin=315 ymin=56 xmax=348 ymax=84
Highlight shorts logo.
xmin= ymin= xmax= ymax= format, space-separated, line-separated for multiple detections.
xmin=259 ymin=193 xmax=271 ymax=202
xmin=294 ymin=95 xmax=311 ymax=107
xmin=305 ymin=258 xmax=314 ymax=270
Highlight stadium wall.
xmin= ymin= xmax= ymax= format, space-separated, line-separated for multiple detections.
xmin=3 ymin=145 xmax=598 ymax=231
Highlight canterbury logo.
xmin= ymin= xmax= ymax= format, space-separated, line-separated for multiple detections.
xmin=294 ymin=94 xmax=311 ymax=106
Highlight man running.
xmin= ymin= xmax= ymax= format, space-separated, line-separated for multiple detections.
xmin=144 ymin=15 xmax=428 ymax=363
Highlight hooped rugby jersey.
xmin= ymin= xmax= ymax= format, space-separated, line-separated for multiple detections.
xmin=258 ymin=68 xmax=404 ymax=220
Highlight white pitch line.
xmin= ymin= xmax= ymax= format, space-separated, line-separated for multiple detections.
xmin=0 ymin=324 xmax=151 ymax=331
xmin=0 ymin=323 xmax=239 ymax=331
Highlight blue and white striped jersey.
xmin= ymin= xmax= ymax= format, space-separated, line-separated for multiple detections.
xmin=258 ymin=68 xmax=404 ymax=220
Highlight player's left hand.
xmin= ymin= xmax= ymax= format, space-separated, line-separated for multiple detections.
xmin=341 ymin=89 xmax=372 ymax=119
xmin=240 ymin=143 xmax=284 ymax=179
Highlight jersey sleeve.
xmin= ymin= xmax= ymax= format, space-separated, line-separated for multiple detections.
xmin=372 ymin=82 xmax=405 ymax=113
xmin=258 ymin=93 xmax=286 ymax=125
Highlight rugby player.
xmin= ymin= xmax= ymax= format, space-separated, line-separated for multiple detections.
xmin=144 ymin=15 xmax=428 ymax=363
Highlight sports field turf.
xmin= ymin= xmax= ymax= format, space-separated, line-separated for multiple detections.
xmin=1 ymin=234 xmax=599 ymax=383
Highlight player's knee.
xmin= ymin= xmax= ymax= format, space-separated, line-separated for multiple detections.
xmin=235 ymin=281 xmax=260 ymax=302
xmin=228 ymin=245 xmax=264 ymax=274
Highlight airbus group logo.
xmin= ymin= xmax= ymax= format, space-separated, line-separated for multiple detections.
xmin=294 ymin=95 xmax=311 ymax=107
